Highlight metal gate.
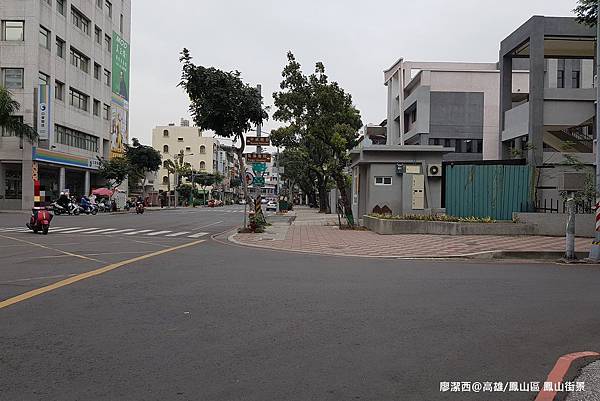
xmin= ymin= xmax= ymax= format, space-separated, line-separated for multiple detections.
xmin=444 ymin=163 xmax=532 ymax=220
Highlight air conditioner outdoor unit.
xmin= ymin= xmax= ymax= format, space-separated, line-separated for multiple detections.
xmin=428 ymin=164 xmax=442 ymax=177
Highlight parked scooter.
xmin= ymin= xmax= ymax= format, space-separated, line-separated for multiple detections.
xmin=79 ymin=196 xmax=98 ymax=215
xmin=68 ymin=200 xmax=81 ymax=215
xmin=26 ymin=207 xmax=53 ymax=235
xmin=51 ymin=201 xmax=67 ymax=215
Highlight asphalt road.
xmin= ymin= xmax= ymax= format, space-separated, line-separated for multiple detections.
xmin=1 ymin=206 xmax=600 ymax=401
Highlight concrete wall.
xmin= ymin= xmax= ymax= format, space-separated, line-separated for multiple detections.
xmin=513 ymin=212 xmax=594 ymax=237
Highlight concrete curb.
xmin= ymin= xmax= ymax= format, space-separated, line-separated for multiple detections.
xmin=535 ymin=352 xmax=600 ymax=401
xmin=226 ymin=233 xmax=590 ymax=261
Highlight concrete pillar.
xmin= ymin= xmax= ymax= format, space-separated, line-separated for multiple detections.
xmin=59 ymin=167 xmax=65 ymax=192
xmin=499 ymin=54 xmax=513 ymax=159
xmin=84 ymin=171 xmax=90 ymax=196
xmin=528 ymin=29 xmax=546 ymax=166
xmin=21 ymin=160 xmax=34 ymax=210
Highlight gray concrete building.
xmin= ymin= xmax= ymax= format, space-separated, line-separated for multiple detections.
xmin=384 ymin=59 xmax=529 ymax=161
xmin=0 ymin=0 xmax=131 ymax=209
xmin=499 ymin=16 xmax=596 ymax=203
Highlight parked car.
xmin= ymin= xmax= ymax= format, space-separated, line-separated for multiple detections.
xmin=266 ymin=201 xmax=277 ymax=212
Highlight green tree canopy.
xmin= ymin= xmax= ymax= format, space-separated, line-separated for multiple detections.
xmin=125 ymin=137 xmax=162 ymax=193
xmin=98 ymin=156 xmax=129 ymax=190
xmin=575 ymin=0 xmax=598 ymax=26
xmin=272 ymin=52 xmax=362 ymax=224
xmin=179 ymin=48 xmax=268 ymax=202
xmin=0 ymin=85 xmax=38 ymax=143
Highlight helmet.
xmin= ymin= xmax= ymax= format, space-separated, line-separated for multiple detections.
xmin=60 ymin=192 xmax=65 ymax=196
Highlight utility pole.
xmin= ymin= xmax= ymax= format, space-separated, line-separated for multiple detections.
xmin=590 ymin=1 xmax=600 ymax=261
xmin=276 ymin=146 xmax=280 ymax=213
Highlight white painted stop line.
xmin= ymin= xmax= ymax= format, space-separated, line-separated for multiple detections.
xmin=165 ymin=232 xmax=190 ymax=237
xmin=57 ymin=227 xmax=99 ymax=234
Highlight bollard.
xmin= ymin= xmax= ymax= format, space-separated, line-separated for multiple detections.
xmin=566 ymin=197 xmax=576 ymax=260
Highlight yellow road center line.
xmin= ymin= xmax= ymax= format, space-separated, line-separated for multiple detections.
xmin=0 ymin=240 xmax=205 ymax=310
xmin=0 ymin=234 xmax=104 ymax=263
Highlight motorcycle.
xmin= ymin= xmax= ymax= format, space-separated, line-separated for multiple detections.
xmin=80 ymin=203 xmax=98 ymax=215
xmin=135 ymin=201 xmax=145 ymax=214
xmin=52 ymin=202 xmax=67 ymax=215
xmin=97 ymin=200 xmax=111 ymax=213
xmin=67 ymin=201 xmax=81 ymax=216
xmin=26 ymin=207 xmax=53 ymax=235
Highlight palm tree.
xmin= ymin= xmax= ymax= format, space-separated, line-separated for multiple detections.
xmin=0 ymin=86 xmax=38 ymax=143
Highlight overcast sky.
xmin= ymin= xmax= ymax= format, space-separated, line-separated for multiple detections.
xmin=129 ymin=0 xmax=578 ymax=145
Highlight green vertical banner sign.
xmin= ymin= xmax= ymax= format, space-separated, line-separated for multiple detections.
xmin=111 ymin=31 xmax=130 ymax=159
xmin=112 ymin=31 xmax=130 ymax=102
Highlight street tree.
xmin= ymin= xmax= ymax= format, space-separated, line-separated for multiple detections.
xmin=164 ymin=156 xmax=192 ymax=193
xmin=98 ymin=156 xmax=129 ymax=190
xmin=278 ymin=147 xmax=317 ymax=207
xmin=0 ymin=85 xmax=38 ymax=143
xmin=179 ymin=48 xmax=268 ymax=204
xmin=272 ymin=52 xmax=362 ymax=224
xmin=192 ymin=171 xmax=216 ymax=204
xmin=575 ymin=0 xmax=598 ymax=26
xmin=125 ymin=137 xmax=162 ymax=196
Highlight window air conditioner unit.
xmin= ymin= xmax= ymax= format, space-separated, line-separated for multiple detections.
xmin=428 ymin=164 xmax=442 ymax=177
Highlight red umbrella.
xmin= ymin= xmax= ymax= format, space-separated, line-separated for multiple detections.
xmin=92 ymin=188 xmax=114 ymax=197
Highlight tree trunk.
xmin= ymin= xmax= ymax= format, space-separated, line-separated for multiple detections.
xmin=333 ymin=172 xmax=355 ymax=228
xmin=316 ymin=175 xmax=328 ymax=213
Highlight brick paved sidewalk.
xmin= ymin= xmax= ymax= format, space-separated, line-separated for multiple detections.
xmin=231 ymin=225 xmax=592 ymax=258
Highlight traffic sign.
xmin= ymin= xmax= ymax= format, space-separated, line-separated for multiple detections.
xmin=246 ymin=136 xmax=270 ymax=146
xmin=252 ymin=163 xmax=267 ymax=173
xmin=245 ymin=171 xmax=254 ymax=185
xmin=253 ymin=177 xmax=265 ymax=186
xmin=245 ymin=153 xmax=272 ymax=163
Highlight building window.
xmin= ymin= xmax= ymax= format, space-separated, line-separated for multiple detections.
xmin=57 ymin=0 xmax=65 ymax=15
xmin=200 ymin=145 xmax=206 ymax=154
xmin=55 ymin=124 xmax=98 ymax=152
xmin=4 ymin=167 xmax=22 ymax=199
xmin=374 ymin=176 xmax=392 ymax=186
xmin=163 ymin=129 xmax=169 ymax=137
xmin=71 ymin=7 xmax=90 ymax=35
xmin=103 ymin=104 xmax=110 ymax=120
xmin=104 ymin=34 xmax=111 ymax=52
xmin=94 ymin=26 xmax=102 ymax=44
xmin=199 ymin=161 xmax=206 ymax=170
xmin=56 ymin=37 xmax=65 ymax=58
xmin=70 ymin=47 xmax=90 ymax=73
xmin=162 ymin=176 xmax=169 ymax=185
xmin=55 ymin=80 xmax=65 ymax=101
xmin=163 ymin=145 xmax=169 ymax=153
xmin=104 ymin=69 xmax=111 ymax=86
xmin=93 ymin=99 xmax=101 ymax=116
xmin=120 ymin=14 xmax=124 ymax=33
xmin=557 ymin=70 xmax=565 ymax=89
xmin=96 ymin=0 xmax=102 ymax=8
xmin=2 ymin=68 xmax=24 ymax=89
xmin=572 ymin=71 xmax=581 ymax=89
xmin=105 ymin=1 xmax=113 ymax=18
xmin=39 ymin=26 xmax=50 ymax=49
xmin=185 ymin=146 xmax=191 ymax=152
xmin=177 ymin=137 xmax=184 ymax=142
xmin=39 ymin=72 xmax=49 ymax=86
xmin=94 ymin=63 xmax=101 ymax=80
xmin=69 ymin=88 xmax=89 ymax=111
xmin=2 ymin=21 xmax=25 ymax=41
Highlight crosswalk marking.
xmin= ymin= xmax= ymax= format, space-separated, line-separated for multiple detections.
xmin=188 ymin=232 xmax=208 ymax=238
xmin=106 ymin=229 xmax=136 ymax=234
xmin=146 ymin=230 xmax=172 ymax=236
xmin=57 ymin=227 xmax=100 ymax=234
xmin=48 ymin=227 xmax=83 ymax=233
xmin=165 ymin=232 xmax=190 ymax=237
xmin=123 ymin=229 xmax=154 ymax=235
xmin=85 ymin=228 xmax=119 ymax=234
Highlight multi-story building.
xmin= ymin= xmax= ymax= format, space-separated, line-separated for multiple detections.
xmin=384 ymin=59 xmax=528 ymax=161
xmin=0 ymin=0 xmax=131 ymax=209
xmin=151 ymin=122 xmax=219 ymax=192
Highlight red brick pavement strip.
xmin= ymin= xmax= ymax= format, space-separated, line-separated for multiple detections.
xmin=231 ymin=226 xmax=593 ymax=258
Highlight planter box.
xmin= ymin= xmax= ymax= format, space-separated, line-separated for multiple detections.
xmin=363 ymin=215 xmax=536 ymax=236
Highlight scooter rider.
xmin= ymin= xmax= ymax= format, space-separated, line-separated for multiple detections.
xmin=57 ymin=192 xmax=70 ymax=211
xmin=80 ymin=195 xmax=91 ymax=212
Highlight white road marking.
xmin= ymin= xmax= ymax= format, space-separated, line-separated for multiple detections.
xmin=188 ymin=232 xmax=208 ymax=238
xmin=85 ymin=228 xmax=120 ymax=234
xmin=196 ymin=221 xmax=223 ymax=229
xmin=165 ymin=232 xmax=190 ymax=237
xmin=123 ymin=229 xmax=154 ymax=235
xmin=105 ymin=229 xmax=136 ymax=234
xmin=56 ymin=227 xmax=100 ymax=234
xmin=146 ymin=231 xmax=172 ymax=236
xmin=48 ymin=227 xmax=83 ymax=232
